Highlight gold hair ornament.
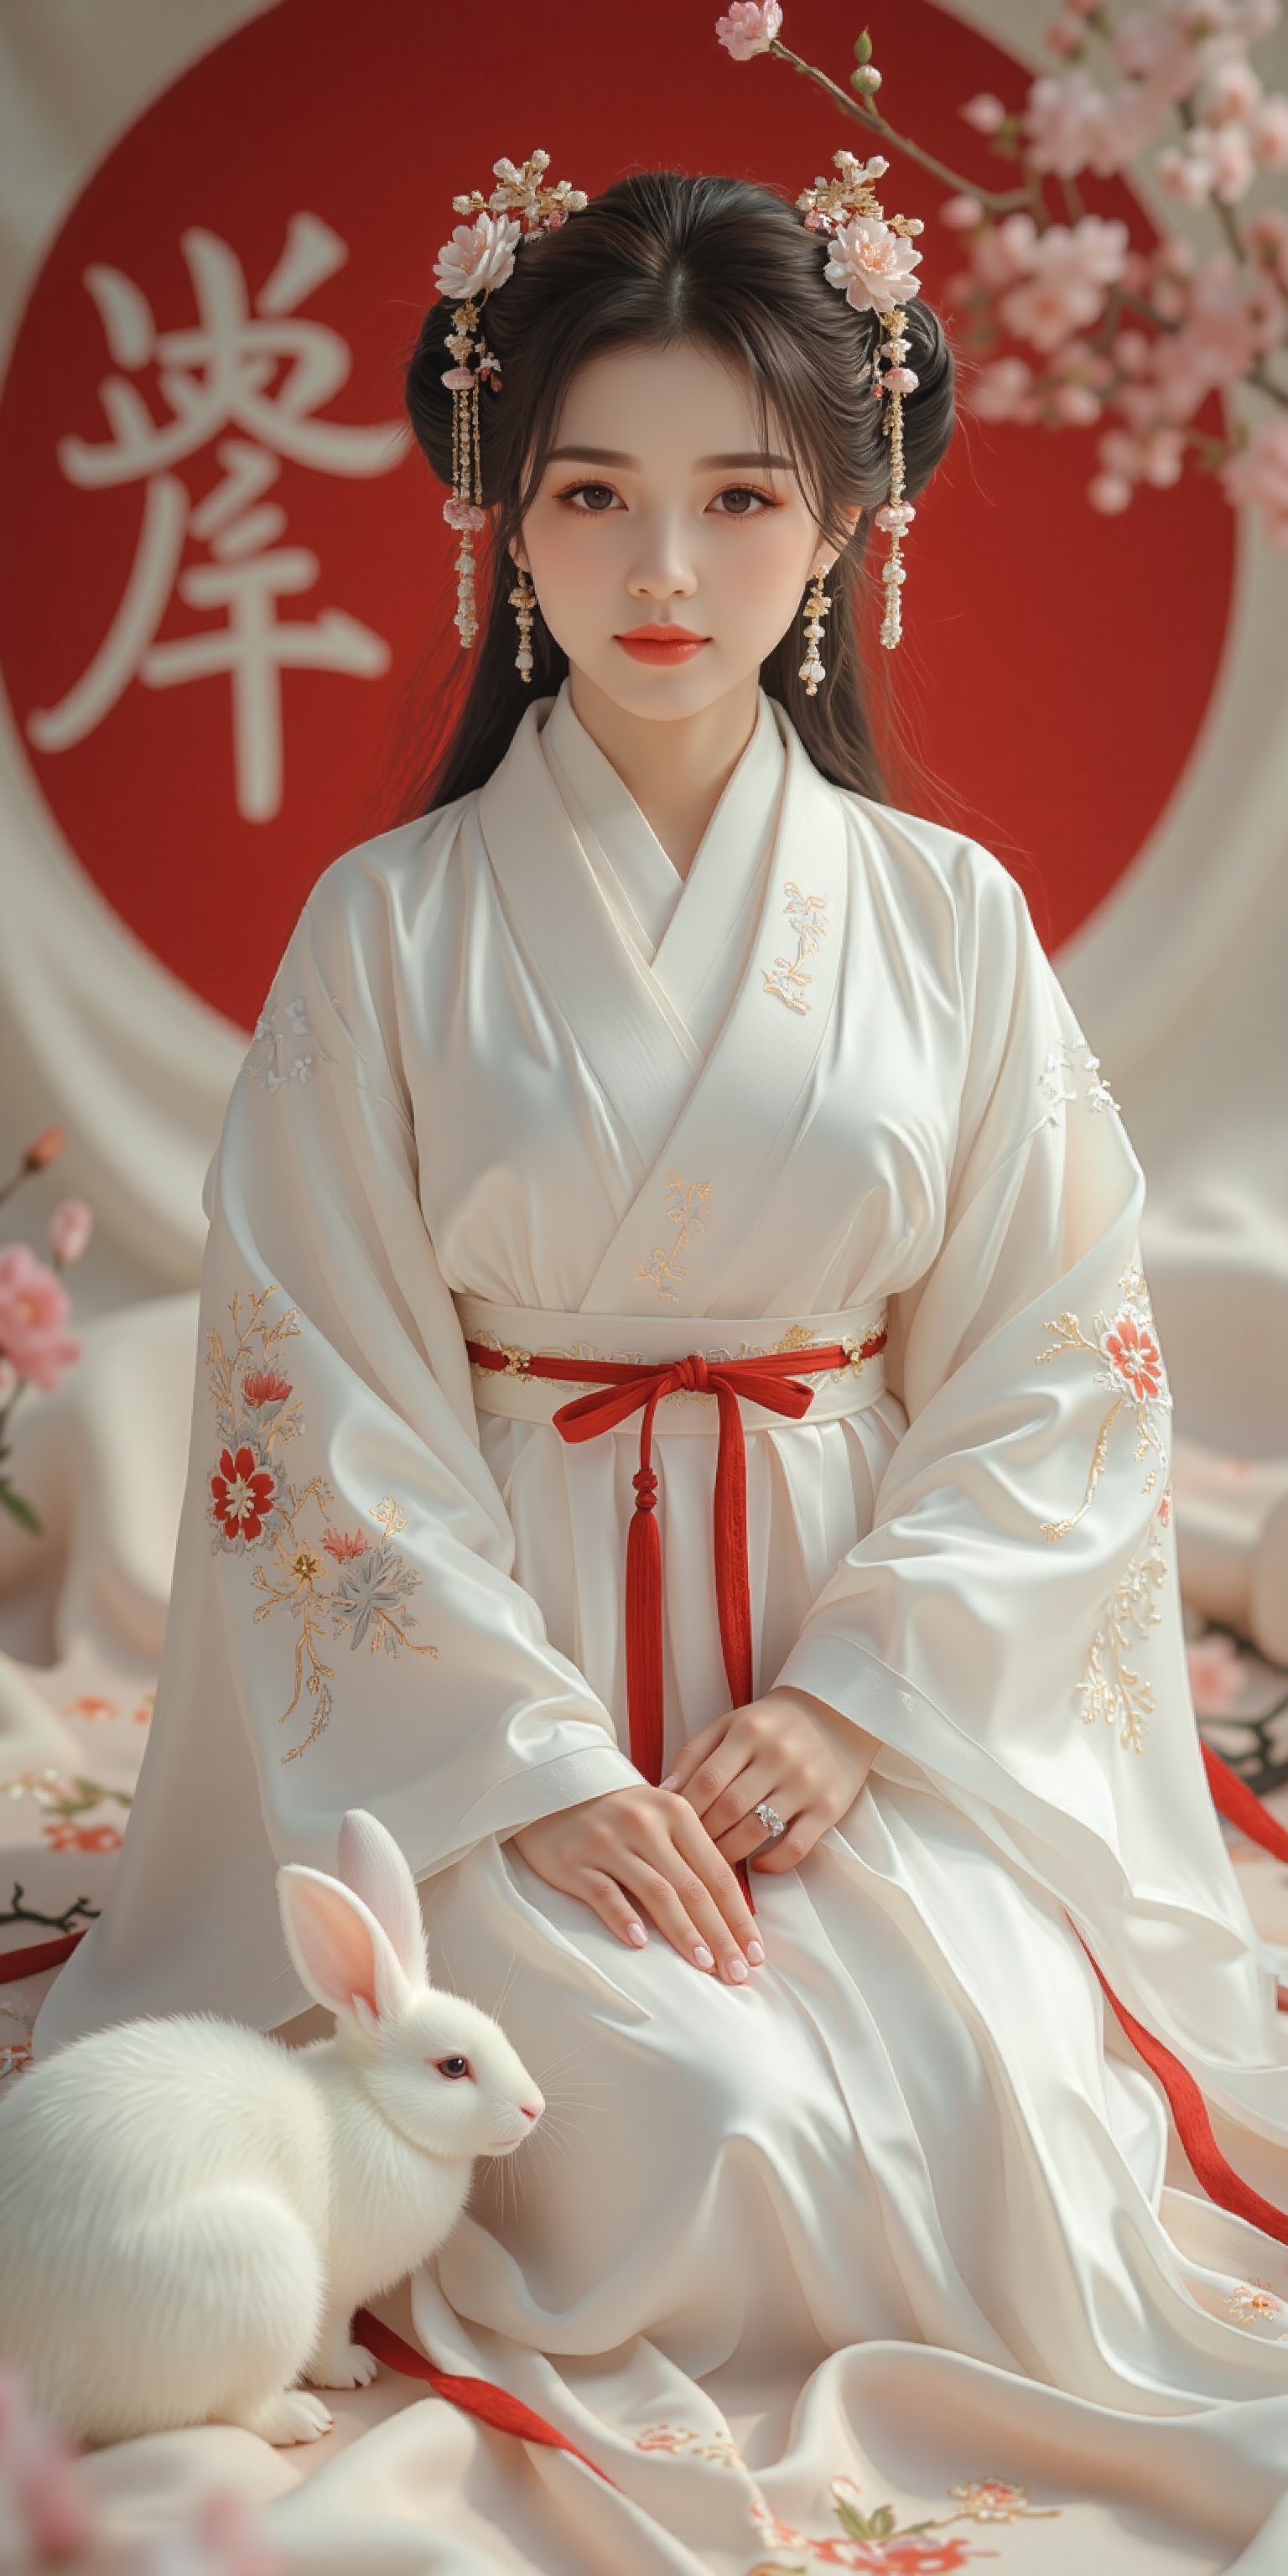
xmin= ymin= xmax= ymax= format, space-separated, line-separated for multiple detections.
xmin=434 ymin=152 xmax=587 ymax=651
xmin=797 ymin=151 xmax=924 ymax=651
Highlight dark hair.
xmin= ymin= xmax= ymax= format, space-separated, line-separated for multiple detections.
xmin=403 ymin=169 xmax=954 ymax=812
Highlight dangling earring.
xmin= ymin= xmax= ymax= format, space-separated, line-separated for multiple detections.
xmin=799 ymin=565 xmax=832 ymax=698
xmin=509 ymin=565 xmax=536 ymax=683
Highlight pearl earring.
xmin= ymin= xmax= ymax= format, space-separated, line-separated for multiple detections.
xmin=799 ymin=566 xmax=832 ymax=698
xmin=510 ymin=565 xmax=536 ymax=682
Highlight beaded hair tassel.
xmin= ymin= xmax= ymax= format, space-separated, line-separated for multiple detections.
xmin=797 ymin=151 xmax=924 ymax=652
xmin=434 ymin=153 xmax=587 ymax=652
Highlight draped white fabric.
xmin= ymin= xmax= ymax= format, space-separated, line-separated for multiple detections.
xmin=29 ymin=684 xmax=1288 ymax=2569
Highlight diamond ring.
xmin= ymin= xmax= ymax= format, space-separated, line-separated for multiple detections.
xmin=753 ymin=1799 xmax=787 ymax=1842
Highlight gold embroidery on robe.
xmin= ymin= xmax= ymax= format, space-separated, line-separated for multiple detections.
xmin=761 ymin=880 xmax=828 ymax=1015
xmin=1077 ymin=1509 xmax=1170 ymax=1753
xmin=636 ymin=1172 xmax=713 ymax=1303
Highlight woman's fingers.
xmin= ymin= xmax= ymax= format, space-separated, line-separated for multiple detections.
xmin=580 ymin=1869 xmax=651 ymax=1950
xmin=669 ymin=1801 xmax=761 ymax=1968
xmin=661 ymin=1711 xmax=735 ymax=1799
xmin=750 ymin=1801 xmax=832 ymax=1874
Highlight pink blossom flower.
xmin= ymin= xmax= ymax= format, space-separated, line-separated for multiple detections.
xmin=970 ymin=210 xmax=1041 ymax=293
xmin=824 ymin=216 xmax=922 ymax=313
xmin=1198 ymin=57 xmax=1264 ymax=123
xmin=940 ymin=194 xmax=984 ymax=230
xmin=434 ymin=211 xmax=521 ymax=304
xmin=1187 ymin=1628 xmax=1243 ymax=1716
xmin=1101 ymin=423 xmax=1186 ymax=487
xmin=47 ymin=1198 xmax=92 ymax=1266
xmin=1052 ymin=379 xmax=1102 ymax=423
xmin=1000 ymin=216 xmax=1129 ymax=353
xmin=1025 ymin=70 xmax=1113 ymax=176
xmin=962 ymin=92 xmax=1007 ymax=133
xmin=971 ymin=356 xmax=1040 ymax=421
xmin=1112 ymin=8 xmax=1200 ymax=105
xmin=1089 ymin=470 xmax=1135 ymax=512
xmin=1223 ymin=415 xmax=1288 ymax=543
xmin=1254 ymin=96 xmax=1288 ymax=166
xmin=714 ymin=0 xmax=782 ymax=59
xmin=1249 ymin=207 xmax=1288 ymax=288
xmin=1047 ymin=17 xmax=1088 ymax=60
xmin=0 ymin=1244 xmax=80 ymax=1394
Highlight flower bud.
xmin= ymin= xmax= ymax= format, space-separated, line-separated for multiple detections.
xmin=853 ymin=29 xmax=873 ymax=61
xmin=850 ymin=63 xmax=882 ymax=94
xmin=23 ymin=1127 xmax=64 ymax=1172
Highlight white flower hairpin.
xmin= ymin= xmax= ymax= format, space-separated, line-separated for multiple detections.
xmin=797 ymin=150 xmax=925 ymax=649
xmin=434 ymin=152 xmax=587 ymax=651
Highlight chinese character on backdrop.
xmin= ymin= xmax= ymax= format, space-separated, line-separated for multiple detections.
xmin=29 ymin=213 xmax=402 ymax=822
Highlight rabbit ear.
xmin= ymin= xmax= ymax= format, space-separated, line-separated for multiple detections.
xmin=336 ymin=1809 xmax=427 ymax=1986
xmin=278 ymin=1865 xmax=409 ymax=2034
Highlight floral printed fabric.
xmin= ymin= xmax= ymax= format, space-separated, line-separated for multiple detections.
xmin=206 ymin=1285 xmax=436 ymax=1759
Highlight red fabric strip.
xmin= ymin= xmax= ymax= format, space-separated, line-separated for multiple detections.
xmin=1083 ymin=1946 xmax=1288 ymax=2246
xmin=0 ymin=1929 xmax=84 ymax=1987
xmin=1202 ymin=1743 xmax=1288 ymax=1867
xmin=351 ymin=2309 xmax=617 ymax=2483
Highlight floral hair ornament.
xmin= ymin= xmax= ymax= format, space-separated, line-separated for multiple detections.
xmin=434 ymin=151 xmax=587 ymax=651
xmin=797 ymin=150 xmax=924 ymax=649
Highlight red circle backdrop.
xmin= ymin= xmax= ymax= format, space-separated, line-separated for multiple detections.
xmin=0 ymin=0 xmax=1233 ymax=1031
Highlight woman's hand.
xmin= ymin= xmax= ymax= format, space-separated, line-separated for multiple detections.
xmin=662 ymin=1687 xmax=879 ymax=1873
xmin=509 ymin=1785 xmax=764 ymax=1982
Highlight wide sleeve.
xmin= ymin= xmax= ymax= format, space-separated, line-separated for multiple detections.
xmin=775 ymin=853 xmax=1287 ymax=2115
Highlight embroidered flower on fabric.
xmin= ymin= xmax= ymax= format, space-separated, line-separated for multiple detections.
xmin=1226 ymin=2279 xmax=1284 ymax=2324
xmin=947 ymin=2478 xmax=1058 ymax=2525
xmin=206 ymin=1287 xmax=436 ymax=1759
xmin=1101 ymin=1308 xmax=1166 ymax=1405
xmin=762 ymin=880 xmax=829 ymax=1016
xmin=636 ymin=1173 xmax=713 ymax=1304
xmin=634 ymin=2423 xmax=745 ymax=2468
xmin=1036 ymin=1261 xmax=1171 ymax=1541
xmin=43 ymin=1820 xmax=122 ymax=1855
xmin=245 ymin=992 xmax=314 ymax=1092
xmin=1077 ymin=1509 xmax=1169 ymax=1753
xmin=210 ymin=1443 xmax=279 ymax=1544
xmin=1038 ymin=1041 xmax=1121 ymax=1127
xmin=745 ymin=2469 xmax=1058 ymax=2568
xmin=323 ymin=1526 xmax=368 ymax=1562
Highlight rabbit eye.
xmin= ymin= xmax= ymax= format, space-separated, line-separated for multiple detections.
xmin=434 ymin=2054 xmax=473 ymax=2080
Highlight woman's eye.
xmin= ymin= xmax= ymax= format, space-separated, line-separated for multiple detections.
xmin=563 ymin=483 xmax=620 ymax=513
xmin=434 ymin=2054 xmax=473 ymax=2080
xmin=711 ymin=486 xmax=774 ymax=517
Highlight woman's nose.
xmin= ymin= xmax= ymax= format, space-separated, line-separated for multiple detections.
xmin=626 ymin=515 xmax=699 ymax=600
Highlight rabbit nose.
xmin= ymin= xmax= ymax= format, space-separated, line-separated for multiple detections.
xmin=521 ymin=2096 xmax=544 ymax=2122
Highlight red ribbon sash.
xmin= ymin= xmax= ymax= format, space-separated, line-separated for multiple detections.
xmin=465 ymin=1332 xmax=887 ymax=1783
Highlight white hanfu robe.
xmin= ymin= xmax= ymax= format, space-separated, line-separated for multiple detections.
xmin=35 ymin=683 xmax=1288 ymax=2567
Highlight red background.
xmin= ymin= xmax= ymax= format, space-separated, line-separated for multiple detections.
xmin=0 ymin=0 xmax=1233 ymax=1031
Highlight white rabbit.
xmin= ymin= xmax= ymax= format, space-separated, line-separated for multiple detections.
xmin=0 ymin=1810 xmax=543 ymax=2448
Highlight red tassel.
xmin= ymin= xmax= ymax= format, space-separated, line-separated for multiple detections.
xmin=625 ymin=1468 xmax=664 ymax=1784
xmin=352 ymin=2311 xmax=616 ymax=2482
xmin=712 ymin=1387 xmax=754 ymax=1712
xmin=1202 ymin=1742 xmax=1288 ymax=1866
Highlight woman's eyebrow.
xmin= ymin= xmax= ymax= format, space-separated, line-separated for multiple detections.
xmin=544 ymin=446 xmax=793 ymax=470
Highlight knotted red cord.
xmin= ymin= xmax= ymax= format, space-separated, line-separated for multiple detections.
xmin=466 ymin=1333 xmax=887 ymax=1782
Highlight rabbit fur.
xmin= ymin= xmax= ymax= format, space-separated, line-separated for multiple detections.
xmin=0 ymin=1810 xmax=543 ymax=2447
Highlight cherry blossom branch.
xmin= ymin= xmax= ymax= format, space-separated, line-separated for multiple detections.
xmin=714 ymin=3 xmax=1288 ymax=537
xmin=767 ymin=38 xmax=1038 ymax=216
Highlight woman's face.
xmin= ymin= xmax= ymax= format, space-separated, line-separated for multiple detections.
xmin=515 ymin=340 xmax=844 ymax=722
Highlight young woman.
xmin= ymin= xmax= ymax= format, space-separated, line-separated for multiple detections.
xmin=35 ymin=164 xmax=1288 ymax=2554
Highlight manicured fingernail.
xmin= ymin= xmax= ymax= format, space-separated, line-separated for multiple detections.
xmin=626 ymin=1921 xmax=647 ymax=1947
xmin=726 ymin=1956 xmax=749 ymax=1982
xmin=693 ymin=1943 xmax=715 ymax=1970
xmin=746 ymin=1939 xmax=765 ymax=1966
xmin=661 ymin=1773 xmax=679 ymax=1791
